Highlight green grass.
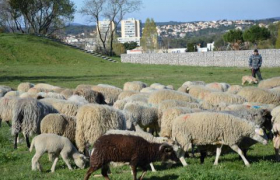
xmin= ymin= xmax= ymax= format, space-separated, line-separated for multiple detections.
xmin=1 ymin=33 xmax=280 ymax=179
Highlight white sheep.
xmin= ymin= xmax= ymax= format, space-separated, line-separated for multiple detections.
xmin=172 ymin=112 xmax=268 ymax=167
xmin=30 ymin=134 xmax=87 ymax=172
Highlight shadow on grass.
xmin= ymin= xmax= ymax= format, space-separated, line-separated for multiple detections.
xmin=0 ymin=75 xmax=125 ymax=83
xmin=147 ymin=175 xmax=179 ymax=180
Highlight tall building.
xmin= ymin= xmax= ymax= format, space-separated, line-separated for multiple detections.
xmin=118 ymin=18 xmax=141 ymax=46
xmin=96 ymin=20 xmax=115 ymax=48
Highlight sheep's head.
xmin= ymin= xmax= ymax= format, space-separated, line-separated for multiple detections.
xmin=158 ymin=143 xmax=179 ymax=165
xmin=251 ymin=128 xmax=268 ymax=145
xmin=73 ymin=154 xmax=88 ymax=169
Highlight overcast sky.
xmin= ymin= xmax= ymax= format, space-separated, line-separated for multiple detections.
xmin=73 ymin=0 xmax=280 ymax=25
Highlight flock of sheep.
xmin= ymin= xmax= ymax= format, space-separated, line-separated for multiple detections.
xmin=1 ymin=76 xmax=280 ymax=180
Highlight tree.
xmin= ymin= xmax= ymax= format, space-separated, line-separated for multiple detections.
xmin=187 ymin=43 xmax=195 ymax=52
xmin=276 ymin=24 xmax=280 ymax=49
xmin=223 ymin=29 xmax=243 ymax=50
xmin=243 ymin=25 xmax=271 ymax=44
xmin=141 ymin=18 xmax=158 ymax=53
xmin=1 ymin=0 xmax=75 ymax=35
xmin=80 ymin=0 xmax=142 ymax=56
xmin=113 ymin=43 xmax=125 ymax=56
xmin=123 ymin=41 xmax=138 ymax=50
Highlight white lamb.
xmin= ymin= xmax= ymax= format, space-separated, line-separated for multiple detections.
xmin=30 ymin=133 xmax=87 ymax=172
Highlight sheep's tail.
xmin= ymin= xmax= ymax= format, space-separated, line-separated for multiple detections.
xmin=29 ymin=137 xmax=35 ymax=152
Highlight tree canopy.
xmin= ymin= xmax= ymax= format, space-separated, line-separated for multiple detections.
xmin=141 ymin=18 xmax=158 ymax=53
xmin=243 ymin=25 xmax=271 ymax=43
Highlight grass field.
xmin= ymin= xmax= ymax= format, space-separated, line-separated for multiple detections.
xmin=0 ymin=33 xmax=280 ymax=180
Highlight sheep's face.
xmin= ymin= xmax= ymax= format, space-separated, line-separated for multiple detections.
xmin=252 ymin=128 xmax=268 ymax=145
xmin=159 ymin=144 xmax=180 ymax=164
xmin=74 ymin=154 xmax=88 ymax=169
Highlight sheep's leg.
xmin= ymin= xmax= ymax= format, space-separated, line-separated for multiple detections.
xmin=139 ymin=166 xmax=148 ymax=180
xmin=149 ymin=163 xmax=156 ymax=172
xmin=14 ymin=133 xmax=18 ymax=149
xmin=179 ymin=155 xmax=188 ymax=166
xmin=25 ymin=134 xmax=30 ymax=148
xmin=101 ymin=164 xmax=110 ymax=180
xmin=130 ymin=165 xmax=138 ymax=180
xmin=60 ymin=153 xmax=72 ymax=170
xmin=273 ymin=136 xmax=280 ymax=161
xmin=6 ymin=121 xmax=11 ymax=127
xmin=200 ymin=151 xmax=207 ymax=164
xmin=32 ymin=153 xmax=43 ymax=171
xmin=214 ymin=145 xmax=223 ymax=165
xmin=51 ymin=157 xmax=59 ymax=173
xmin=84 ymin=165 xmax=101 ymax=180
xmin=230 ymin=144 xmax=250 ymax=166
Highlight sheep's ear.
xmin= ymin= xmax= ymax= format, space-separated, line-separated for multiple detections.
xmin=255 ymin=128 xmax=264 ymax=136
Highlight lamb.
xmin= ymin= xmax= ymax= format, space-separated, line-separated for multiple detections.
xmin=30 ymin=134 xmax=87 ymax=172
xmin=67 ymin=95 xmax=89 ymax=105
xmin=206 ymin=82 xmax=230 ymax=92
xmin=148 ymin=89 xmax=198 ymax=106
xmin=84 ymin=134 xmax=179 ymax=180
xmin=40 ymin=114 xmax=76 ymax=143
xmin=242 ymin=76 xmax=258 ymax=85
xmin=226 ymin=85 xmax=243 ymax=94
xmin=123 ymin=81 xmax=147 ymax=92
xmin=117 ymin=91 xmax=139 ymax=100
xmin=12 ymin=98 xmax=58 ymax=149
xmin=123 ymin=102 xmax=159 ymax=133
xmin=258 ymin=77 xmax=280 ymax=89
xmin=237 ymin=87 xmax=280 ymax=106
xmin=75 ymin=104 xmax=126 ymax=153
xmin=160 ymin=107 xmax=193 ymax=138
xmin=17 ymin=82 xmax=34 ymax=92
xmin=172 ymin=112 xmax=268 ymax=166
xmin=105 ymin=129 xmax=170 ymax=172
xmin=74 ymin=88 xmax=106 ymax=104
xmin=60 ymin=89 xmax=74 ymax=99
xmin=40 ymin=98 xmax=80 ymax=117
xmin=0 ymin=97 xmax=18 ymax=127
xmin=91 ymin=85 xmax=123 ymax=105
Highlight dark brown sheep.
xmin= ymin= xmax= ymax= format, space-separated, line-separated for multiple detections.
xmin=84 ymin=134 xmax=179 ymax=180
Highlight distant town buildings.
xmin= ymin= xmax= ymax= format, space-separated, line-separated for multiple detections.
xmin=118 ymin=18 xmax=141 ymax=46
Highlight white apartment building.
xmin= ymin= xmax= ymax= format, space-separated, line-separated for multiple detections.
xmin=97 ymin=20 xmax=115 ymax=46
xmin=118 ymin=18 xmax=141 ymax=46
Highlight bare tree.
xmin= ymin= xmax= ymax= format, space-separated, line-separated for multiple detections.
xmin=80 ymin=0 xmax=142 ymax=56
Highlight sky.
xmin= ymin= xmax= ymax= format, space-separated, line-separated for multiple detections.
xmin=73 ymin=0 xmax=280 ymax=25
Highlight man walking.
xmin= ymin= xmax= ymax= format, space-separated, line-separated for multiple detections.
xmin=249 ymin=49 xmax=263 ymax=81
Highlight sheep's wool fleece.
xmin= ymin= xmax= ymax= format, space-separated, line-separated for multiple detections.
xmin=172 ymin=112 xmax=255 ymax=150
xmin=0 ymin=97 xmax=18 ymax=121
xmin=272 ymin=106 xmax=280 ymax=118
xmin=148 ymin=89 xmax=197 ymax=105
xmin=182 ymin=81 xmax=206 ymax=88
xmin=258 ymin=77 xmax=280 ymax=89
xmin=40 ymin=98 xmax=80 ymax=117
xmin=75 ymin=104 xmax=126 ymax=152
xmin=188 ymin=85 xmax=217 ymax=99
xmin=17 ymin=82 xmax=34 ymax=92
xmin=160 ymin=107 xmax=193 ymax=138
xmin=118 ymin=91 xmax=139 ymax=100
xmin=237 ymin=87 xmax=280 ymax=106
xmin=123 ymin=81 xmax=147 ymax=92
xmin=91 ymin=85 xmax=122 ymax=105
xmin=227 ymin=85 xmax=243 ymax=94
xmin=12 ymin=98 xmax=58 ymax=136
xmin=203 ymin=92 xmax=247 ymax=105
xmin=41 ymin=114 xmax=76 ymax=143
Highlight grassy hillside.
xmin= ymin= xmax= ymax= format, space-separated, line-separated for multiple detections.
xmin=1 ymin=33 xmax=280 ymax=90
xmin=1 ymin=33 xmax=280 ymax=180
